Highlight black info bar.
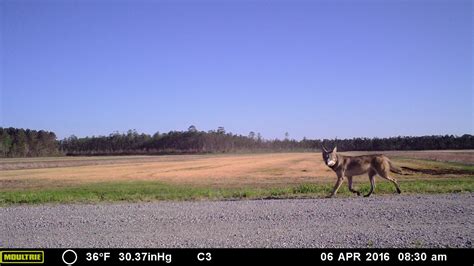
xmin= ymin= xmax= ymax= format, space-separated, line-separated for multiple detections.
xmin=0 ymin=248 xmax=472 ymax=266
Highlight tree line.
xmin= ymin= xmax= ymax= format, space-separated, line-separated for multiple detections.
xmin=1 ymin=126 xmax=473 ymax=157
xmin=0 ymin=127 xmax=60 ymax=157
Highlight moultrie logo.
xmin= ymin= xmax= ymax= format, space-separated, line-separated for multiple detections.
xmin=0 ymin=250 xmax=44 ymax=264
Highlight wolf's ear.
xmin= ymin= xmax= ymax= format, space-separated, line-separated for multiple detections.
xmin=321 ymin=145 xmax=328 ymax=153
xmin=333 ymin=146 xmax=337 ymax=153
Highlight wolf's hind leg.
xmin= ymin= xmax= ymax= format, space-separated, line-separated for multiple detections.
xmin=347 ymin=176 xmax=361 ymax=196
xmin=364 ymin=173 xmax=376 ymax=197
xmin=379 ymin=172 xmax=402 ymax=194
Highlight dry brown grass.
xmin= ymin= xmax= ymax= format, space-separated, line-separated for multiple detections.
xmin=0 ymin=153 xmax=331 ymax=189
xmin=345 ymin=150 xmax=474 ymax=164
xmin=1 ymin=152 xmax=473 ymax=191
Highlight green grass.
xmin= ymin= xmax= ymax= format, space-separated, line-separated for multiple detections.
xmin=1 ymin=178 xmax=473 ymax=205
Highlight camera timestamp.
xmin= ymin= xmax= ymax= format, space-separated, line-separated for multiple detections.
xmin=320 ymin=251 xmax=448 ymax=263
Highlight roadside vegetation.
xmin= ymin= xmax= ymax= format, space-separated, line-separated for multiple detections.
xmin=1 ymin=178 xmax=472 ymax=205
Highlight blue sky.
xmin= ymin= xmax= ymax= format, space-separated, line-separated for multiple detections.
xmin=1 ymin=0 xmax=472 ymax=140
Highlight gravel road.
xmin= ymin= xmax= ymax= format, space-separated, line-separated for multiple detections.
xmin=1 ymin=193 xmax=473 ymax=248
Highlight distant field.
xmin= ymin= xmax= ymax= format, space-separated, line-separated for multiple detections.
xmin=345 ymin=150 xmax=474 ymax=164
xmin=1 ymin=151 xmax=473 ymax=204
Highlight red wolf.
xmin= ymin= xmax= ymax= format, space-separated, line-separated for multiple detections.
xmin=322 ymin=145 xmax=402 ymax=198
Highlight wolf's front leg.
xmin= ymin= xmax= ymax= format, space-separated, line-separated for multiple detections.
xmin=327 ymin=177 xmax=344 ymax=198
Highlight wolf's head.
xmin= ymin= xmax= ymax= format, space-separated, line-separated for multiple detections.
xmin=322 ymin=145 xmax=337 ymax=167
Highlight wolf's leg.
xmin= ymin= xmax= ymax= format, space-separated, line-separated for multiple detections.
xmin=364 ymin=173 xmax=376 ymax=197
xmin=379 ymin=172 xmax=402 ymax=194
xmin=347 ymin=176 xmax=361 ymax=196
xmin=327 ymin=177 xmax=344 ymax=198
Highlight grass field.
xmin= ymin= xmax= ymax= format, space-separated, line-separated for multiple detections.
xmin=1 ymin=151 xmax=473 ymax=205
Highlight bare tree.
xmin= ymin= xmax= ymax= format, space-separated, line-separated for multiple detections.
xmin=248 ymin=131 xmax=256 ymax=139
xmin=217 ymin=127 xmax=226 ymax=134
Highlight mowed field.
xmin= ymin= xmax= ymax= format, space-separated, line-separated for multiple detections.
xmin=1 ymin=151 xmax=473 ymax=204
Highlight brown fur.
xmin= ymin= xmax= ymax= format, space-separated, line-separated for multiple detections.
xmin=322 ymin=146 xmax=402 ymax=198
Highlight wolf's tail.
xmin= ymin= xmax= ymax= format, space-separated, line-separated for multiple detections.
xmin=388 ymin=160 xmax=404 ymax=174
